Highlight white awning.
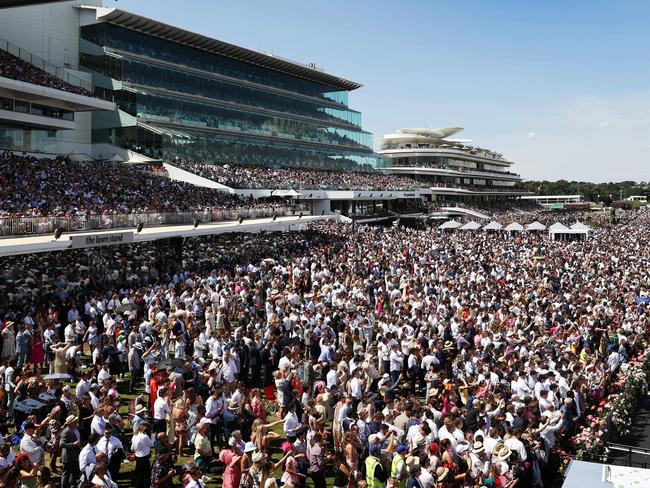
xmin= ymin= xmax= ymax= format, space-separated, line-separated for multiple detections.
xmin=483 ymin=221 xmax=503 ymax=230
xmin=504 ymin=222 xmax=524 ymax=231
xmin=439 ymin=220 xmax=462 ymax=229
xmin=549 ymin=222 xmax=569 ymax=230
xmin=526 ymin=221 xmax=546 ymax=231
xmin=570 ymin=222 xmax=590 ymax=230
xmin=460 ymin=221 xmax=482 ymax=230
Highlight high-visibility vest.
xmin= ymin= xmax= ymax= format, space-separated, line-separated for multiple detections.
xmin=391 ymin=453 xmax=406 ymax=487
xmin=366 ymin=455 xmax=385 ymax=488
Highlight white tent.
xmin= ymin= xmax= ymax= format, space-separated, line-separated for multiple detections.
xmin=504 ymin=222 xmax=524 ymax=232
xmin=549 ymin=222 xmax=569 ymax=231
xmin=439 ymin=220 xmax=462 ymax=229
xmin=107 ymin=153 xmax=126 ymax=162
xmin=483 ymin=221 xmax=503 ymax=231
xmin=460 ymin=221 xmax=481 ymax=230
xmin=571 ymin=222 xmax=590 ymax=230
xmin=68 ymin=152 xmax=95 ymax=162
xmin=526 ymin=221 xmax=546 ymax=231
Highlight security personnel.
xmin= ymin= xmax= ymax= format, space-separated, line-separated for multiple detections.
xmin=365 ymin=444 xmax=388 ymax=488
xmin=391 ymin=444 xmax=408 ymax=488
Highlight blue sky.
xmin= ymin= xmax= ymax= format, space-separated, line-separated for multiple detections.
xmin=114 ymin=0 xmax=650 ymax=182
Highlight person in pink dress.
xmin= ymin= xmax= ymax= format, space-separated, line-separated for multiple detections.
xmin=29 ymin=330 xmax=45 ymax=372
xmin=250 ymin=389 xmax=268 ymax=423
xmin=219 ymin=440 xmax=243 ymax=488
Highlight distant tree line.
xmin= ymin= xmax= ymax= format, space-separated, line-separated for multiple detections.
xmin=516 ymin=180 xmax=650 ymax=204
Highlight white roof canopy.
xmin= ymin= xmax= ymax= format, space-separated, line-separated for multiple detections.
xmin=439 ymin=220 xmax=462 ymax=229
xmin=549 ymin=222 xmax=570 ymax=230
xmin=504 ymin=222 xmax=524 ymax=231
xmin=460 ymin=221 xmax=482 ymax=230
xmin=526 ymin=221 xmax=546 ymax=231
xmin=570 ymin=222 xmax=590 ymax=230
xmin=483 ymin=221 xmax=503 ymax=230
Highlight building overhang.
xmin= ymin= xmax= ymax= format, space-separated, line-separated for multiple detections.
xmin=0 ymin=0 xmax=69 ymax=8
xmin=82 ymin=6 xmax=362 ymax=92
xmin=379 ymin=148 xmax=513 ymax=166
xmin=430 ymin=187 xmax=532 ymax=196
xmin=0 ymin=76 xmax=115 ymax=112
xmin=384 ymin=166 xmax=521 ymax=181
xmin=0 ymin=109 xmax=76 ymax=130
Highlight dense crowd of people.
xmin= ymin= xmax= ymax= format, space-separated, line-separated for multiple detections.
xmin=0 ymin=207 xmax=646 ymax=488
xmin=171 ymin=160 xmax=422 ymax=191
xmin=0 ymin=154 xmax=283 ymax=219
xmin=0 ymin=50 xmax=93 ymax=97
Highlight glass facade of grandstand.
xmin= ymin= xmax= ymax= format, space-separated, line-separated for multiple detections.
xmin=80 ymin=24 xmax=380 ymax=170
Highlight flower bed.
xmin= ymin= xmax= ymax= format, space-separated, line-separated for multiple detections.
xmin=572 ymin=351 xmax=650 ymax=460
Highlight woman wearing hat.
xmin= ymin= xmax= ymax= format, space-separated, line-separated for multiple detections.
xmin=15 ymin=452 xmax=37 ymax=488
xmin=193 ymin=420 xmax=212 ymax=472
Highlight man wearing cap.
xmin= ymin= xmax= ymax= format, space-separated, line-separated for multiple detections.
xmin=391 ymin=445 xmax=408 ymax=488
xmin=365 ymin=444 xmax=387 ymax=488
xmin=60 ymin=415 xmax=81 ymax=488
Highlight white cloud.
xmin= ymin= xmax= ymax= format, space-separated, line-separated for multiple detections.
xmin=527 ymin=132 xmax=537 ymax=139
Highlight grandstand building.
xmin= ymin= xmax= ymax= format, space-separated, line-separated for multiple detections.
xmin=377 ymin=127 xmax=530 ymax=202
xmin=0 ymin=0 xmax=380 ymax=169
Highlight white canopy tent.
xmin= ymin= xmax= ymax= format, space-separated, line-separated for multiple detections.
xmin=483 ymin=221 xmax=503 ymax=231
xmin=526 ymin=221 xmax=546 ymax=231
xmin=549 ymin=222 xmax=569 ymax=231
xmin=439 ymin=220 xmax=462 ymax=230
xmin=571 ymin=222 xmax=590 ymax=230
xmin=460 ymin=221 xmax=482 ymax=230
xmin=504 ymin=222 xmax=524 ymax=232
xmin=68 ymin=152 xmax=96 ymax=162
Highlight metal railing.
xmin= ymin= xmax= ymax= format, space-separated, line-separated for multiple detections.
xmin=0 ymin=36 xmax=93 ymax=93
xmin=0 ymin=205 xmax=309 ymax=237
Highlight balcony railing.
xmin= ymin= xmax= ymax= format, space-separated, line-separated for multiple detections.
xmin=0 ymin=205 xmax=307 ymax=237
xmin=0 ymin=36 xmax=93 ymax=93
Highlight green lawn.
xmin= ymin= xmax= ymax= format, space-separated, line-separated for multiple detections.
xmin=42 ymin=368 xmax=333 ymax=488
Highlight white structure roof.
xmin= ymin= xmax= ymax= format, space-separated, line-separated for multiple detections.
xmin=439 ymin=220 xmax=462 ymax=229
xmin=526 ymin=221 xmax=547 ymax=231
xmin=460 ymin=221 xmax=482 ymax=230
xmin=504 ymin=222 xmax=524 ymax=231
xmin=483 ymin=221 xmax=503 ymax=230
xmin=549 ymin=222 xmax=570 ymax=230
xmin=571 ymin=222 xmax=590 ymax=230
xmin=87 ymin=7 xmax=362 ymax=91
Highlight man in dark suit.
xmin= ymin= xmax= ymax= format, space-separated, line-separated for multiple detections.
xmin=60 ymin=415 xmax=81 ymax=488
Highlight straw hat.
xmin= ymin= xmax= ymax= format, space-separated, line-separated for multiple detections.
xmin=435 ymin=466 xmax=449 ymax=480
xmin=473 ymin=441 xmax=485 ymax=453
xmin=64 ymin=415 xmax=77 ymax=427
xmin=498 ymin=445 xmax=512 ymax=461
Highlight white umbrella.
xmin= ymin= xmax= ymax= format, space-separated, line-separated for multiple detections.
xmin=526 ymin=221 xmax=546 ymax=231
xmin=439 ymin=220 xmax=462 ymax=229
xmin=460 ymin=221 xmax=481 ymax=230
xmin=549 ymin=222 xmax=569 ymax=230
xmin=483 ymin=221 xmax=503 ymax=231
xmin=504 ymin=222 xmax=524 ymax=232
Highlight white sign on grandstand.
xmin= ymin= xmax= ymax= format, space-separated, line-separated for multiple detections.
xmin=70 ymin=232 xmax=134 ymax=249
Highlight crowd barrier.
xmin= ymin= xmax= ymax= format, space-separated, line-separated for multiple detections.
xmin=0 ymin=205 xmax=308 ymax=237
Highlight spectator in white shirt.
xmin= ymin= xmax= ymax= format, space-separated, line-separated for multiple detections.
xmin=153 ymin=387 xmax=171 ymax=434
xmin=19 ymin=422 xmax=44 ymax=466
